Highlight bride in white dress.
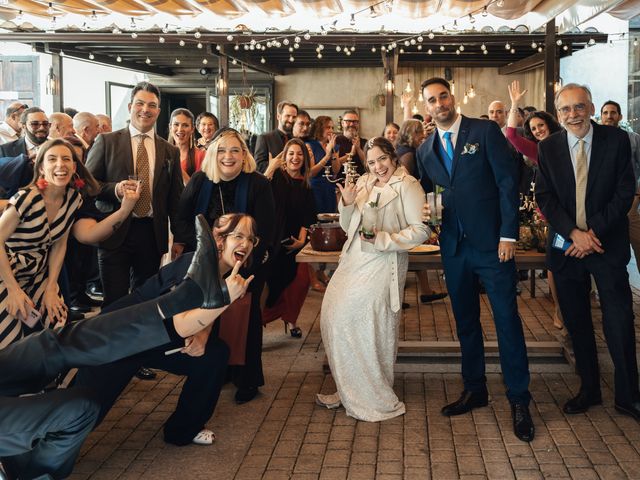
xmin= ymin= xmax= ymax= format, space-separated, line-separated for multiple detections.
xmin=317 ymin=137 xmax=429 ymax=422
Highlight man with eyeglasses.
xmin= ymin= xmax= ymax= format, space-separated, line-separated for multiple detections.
xmin=536 ymin=84 xmax=640 ymax=422
xmin=292 ymin=110 xmax=312 ymax=140
xmin=0 ymin=108 xmax=50 ymax=201
xmin=0 ymin=102 xmax=28 ymax=145
xmin=335 ymin=109 xmax=367 ymax=175
xmin=254 ymin=100 xmax=298 ymax=173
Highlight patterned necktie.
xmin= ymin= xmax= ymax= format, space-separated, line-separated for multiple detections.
xmin=443 ymin=131 xmax=454 ymax=174
xmin=575 ymin=138 xmax=588 ymax=230
xmin=133 ymin=134 xmax=152 ymax=217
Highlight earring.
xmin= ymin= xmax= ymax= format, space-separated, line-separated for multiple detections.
xmin=36 ymin=177 xmax=48 ymax=190
xmin=72 ymin=172 xmax=85 ymax=190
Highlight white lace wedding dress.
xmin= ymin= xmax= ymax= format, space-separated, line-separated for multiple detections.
xmin=321 ymin=231 xmax=408 ymax=421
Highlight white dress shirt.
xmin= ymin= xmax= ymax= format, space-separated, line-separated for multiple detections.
xmin=0 ymin=122 xmax=19 ymax=145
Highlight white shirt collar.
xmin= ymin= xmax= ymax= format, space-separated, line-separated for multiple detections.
xmin=436 ymin=114 xmax=462 ymax=139
xmin=128 ymin=123 xmax=154 ymax=139
xmin=24 ymin=135 xmax=38 ymax=152
xmin=566 ymin=123 xmax=594 ymax=149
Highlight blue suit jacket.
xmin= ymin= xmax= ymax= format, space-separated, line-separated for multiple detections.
xmin=416 ymin=115 xmax=519 ymax=256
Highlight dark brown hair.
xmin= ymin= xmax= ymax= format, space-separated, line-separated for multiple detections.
xmin=214 ymin=213 xmax=258 ymax=268
xmin=130 ymin=81 xmax=161 ymax=103
xmin=420 ymin=77 xmax=451 ymax=94
xmin=168 ymin=108 xmax=197 ymax=175
xmin=31 ymin=138 xmax=100 ymax=196
xmin=282 ymin=138 xmax=312 ymax=187
xmin=363 ymin=136 xmax=398 ymax=171
xmin=311 ymin=115 xmax=333 ymax=141
xmin=523 ymin=111 xmax=562 ymax=143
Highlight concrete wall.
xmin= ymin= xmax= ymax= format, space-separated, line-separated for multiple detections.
xmin=275 ymin=66 xmax=545 ymax=139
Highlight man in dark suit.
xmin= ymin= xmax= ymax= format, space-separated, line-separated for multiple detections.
xmin=536 ymin=83 xmax=640 ymax=420
xmin=253 ymin=100 xmax=297 ymax=172
xmin=0 ymin=217 xmax=236 ymax=479
xmin=85 ymin=82 xmax=184 ymax=308
xmin=0 ymin=107 xmax=50 ymax=200
xmin=416 ymin=77 xmax=533 ymax=442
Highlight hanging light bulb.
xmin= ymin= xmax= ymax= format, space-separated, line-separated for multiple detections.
xmin=417 ymin=35 xmax=423 ymax=42
xmin=197 ymin=42 xmax=203 ymax=49
xmin=47 ymin=2 xmax=54 ymax=15
xmin=463 ymin=94 xmax=468 ymax=104
xmin=130 ymin=17 xmax=136 ymax=29
xmin=16 ymin=10 xmax=24 ymax=22
xmin=417 ymin=45 xmax=422 ymax=51
xmin=418 ymin=92 xmax=424 ymax=102
xmin=405 ymin=80 xmax=412 ymax=93
xmin=159 ymin=36 xmax=165 ymax=43
xmin=116 ymin=55 xmax=122 ymax=62
xmin=427 ymin=48 xmax=433 ymax=55
xmin=227 ymin=34 xmax=234 ymax=41
xmin=634 ymin=38 xmax=639 ymax=47
xmin=469 ymin=14 xmax=475 ymax=24
xmin=588 ymin=38 xmax=595 ymax=46
xmin=531 ymin=41 xmax=537 ymax=49
xmin=411 ymin=103 xmax=419 ymax=115
xmin=90 ymin=10 xmax=98 ymax=22
xmin=371 ymin=46 xmax=376 ymax=52
xmin=410 ymin=39 xmax=416 ymax=45
xmin=88 ymin=52 xmax=95 ymax=60
xmin=440 ymin=45 xmax=445 ymax=51
xmin=179 ymin=39 xmax=185 ymax=47
xmin=260 ymin=57 xmax=266 ymax=63
xmin=202 ymin=58 xmax=208 ymax=64
xmin=468 ymin=84 xmax=476 ymax=98
xmin=428 ymin=32 xmax=434 ymax=40
xmin=350 ymin=14 xmax=355 ymax=26
xmin=450 ymin=81 xmax=455 ymax=95
xmin=162 ymin=24 xmax=169 ymax=34
xmin=145 ymin=57 xmax=151 ymax=64
xmin=317 ymin=52 xmax=323 ymax=59
xmin=482 ymin=6 xmax=488 ymax=17
xmin=289 ymin=55 xmax=295 ymax=62
xmin=481 ymin=43 xmax=486 ymax=51
xmin=456 ymin=105 xmax=461 ymax=114
xmin=283 ymin=38 xmax=290 ymax=45
xmin=131 ymin=32 xmax=138 ymax=39
xmin=505 ymin=42 xmax=511 ymax=50
xmin=194 ymin=31 xmax=201 ymax=39
xmin=496 ymin=0 xmax=504 ymax=6
xmin=175 ymin=58 xmax=181 ymax=65
xmin=510 ymin=48 xmax=515 ymax=54
xmin=304 ymin=33 xmax=311 ymax=40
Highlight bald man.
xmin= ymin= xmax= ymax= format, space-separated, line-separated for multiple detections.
xmin=49 ymin=112 xmax=74 ymax=140
xmin=73 ymin=112 xmax=100 ymax=151
xmin=96 ymin=114 xmax=112 ymax=134
xmin=0 ymin=102 xmax=28 ymax=144
xmin=488 ymin=100 xmax=507 ymax=131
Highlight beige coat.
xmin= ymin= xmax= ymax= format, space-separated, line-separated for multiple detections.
xmin=338 ymin=167 xmax=429 ymax=311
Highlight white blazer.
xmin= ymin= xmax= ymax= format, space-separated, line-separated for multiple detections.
xmin=338 ymin=166 xmax=429 ymax=311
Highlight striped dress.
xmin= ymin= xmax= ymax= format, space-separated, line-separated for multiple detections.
xmin=0 ymin=186 xmax=82 ymax=348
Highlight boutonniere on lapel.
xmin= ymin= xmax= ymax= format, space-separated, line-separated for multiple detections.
xmin=462 ymin=143 xmax=480 ymax=155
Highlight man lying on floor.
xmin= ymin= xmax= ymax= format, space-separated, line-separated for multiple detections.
xmin=0 ymin=214 xmax=254 ymax=480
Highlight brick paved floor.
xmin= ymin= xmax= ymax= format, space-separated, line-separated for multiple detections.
xmin=70 ymin=270 xmax=640 ymax=479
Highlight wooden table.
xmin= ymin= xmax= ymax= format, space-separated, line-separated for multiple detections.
xmin=296 ymin=244 xmax=548 ymax=297
xmin=297 ymin=244 xmax=570 ymax=367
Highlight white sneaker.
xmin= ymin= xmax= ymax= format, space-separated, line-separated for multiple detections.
xmin=192 ymin=429 xmax=216 ymax=445
xmin=316 ymin=392 xmax=341 ymax=409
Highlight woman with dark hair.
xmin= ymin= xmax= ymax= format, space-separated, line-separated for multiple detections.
xmin=196 ymin=112 xmax=220 ymax=151
xmin=382 ymin=121 xmax=400 ymax=147
xmin=168 ymin=108 xmax=205 ymax=183
xmin=506 ymin=80 xmax=563 ymax=329
xmin=306 ymin=115 xmax=339 ymax=213
xmin=262 ymin=139 xmax=317 ymax=338
xmin=0 ymin=139 xmax=140 ymax=348
xmin=173 ymin=128 xmax=275 ymax=404
xmin=317 ymin=137 xmax=429 ymax=421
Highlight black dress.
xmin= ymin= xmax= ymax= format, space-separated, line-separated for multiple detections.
xmin=174 ymin=170 xmax=276 ymax=389
xmin=266 ymin=169 xmax=317 ymax=306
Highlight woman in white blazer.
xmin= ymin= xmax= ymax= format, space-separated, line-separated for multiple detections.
xmin=317 ymin=136 xmax=429 ymax=422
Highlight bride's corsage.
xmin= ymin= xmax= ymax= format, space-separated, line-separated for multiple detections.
xmin=462 ymin=143 xmax=479 ymax=155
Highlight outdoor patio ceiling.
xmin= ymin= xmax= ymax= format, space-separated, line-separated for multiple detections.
xmin=0 ymin=1 xmax=634 ymax=74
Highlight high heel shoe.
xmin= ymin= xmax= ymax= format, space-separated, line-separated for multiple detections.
xmin=284 ymin=322 xmax=303 ymax=338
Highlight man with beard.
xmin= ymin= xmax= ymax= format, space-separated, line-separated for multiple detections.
xmin=335 ymin=109 xmax=367 ymax=175
xmin=254 ymin=100 xmax=298 ymax=173
xmin=416 ymin=77 xmax=534 ymax=442
xmin=0 ymin=102 xmax=27 ymax=145
xmin=600 ymin=100 xmax=640 ymax=275
xmin=0 ymin=108 xmax=50 ymax=200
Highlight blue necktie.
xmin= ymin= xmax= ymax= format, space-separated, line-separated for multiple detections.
xmin=443 ymin=131 xmax=454 ymax=174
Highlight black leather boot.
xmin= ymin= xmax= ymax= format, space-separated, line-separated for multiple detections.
xmin=186 ymin=214 xmax=230 ymax=309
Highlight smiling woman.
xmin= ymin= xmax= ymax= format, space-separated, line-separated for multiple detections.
xmin=173 ymin=128 xmax=276 ymax=404
xmin=167 ymin=108 xmax=205 ymax=183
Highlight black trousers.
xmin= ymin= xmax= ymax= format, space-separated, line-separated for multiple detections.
xmin=98 ymin=218 xmax=162 ymax=307
xmin=554 ymin=254 xmax=639 ymax=406
xmin=76 ymin=252 xmax=230 ymax=445
xmin=0 ymin=299 xmax=171 ymax=479
xmin=0 ymin=389 xmax=99 ymax=480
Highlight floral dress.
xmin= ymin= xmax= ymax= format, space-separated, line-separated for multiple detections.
xmin=0 ymin=186 xmax=82 ymax=348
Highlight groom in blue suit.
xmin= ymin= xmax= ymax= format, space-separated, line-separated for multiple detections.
xmin=416 ymin=77 xmax=534 ymax=442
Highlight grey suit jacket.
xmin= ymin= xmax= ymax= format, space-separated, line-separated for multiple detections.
xmin=85 ymin=127 xmax=183 ymax=253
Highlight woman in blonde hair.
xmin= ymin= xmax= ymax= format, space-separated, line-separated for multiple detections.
xmin=173 ymin=128 xmax=275 ymax=404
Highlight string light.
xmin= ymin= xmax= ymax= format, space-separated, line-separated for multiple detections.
xmin=261 ymin=57 xmax=266 ymax=63
xmin=162 ymin=24 xmax=169 ymax=34
xmin=531 ymin=42 xmax=537 ymax=49
xmin=417 ymin=35 xmax=423 ymax=42
xmin=317 ymin=52 xmax=323 ymax=59
xmin=197 ymin=42 xmax=203 ymax=49
xmin=371 ymin=46 xmax=376 ymax=52
xmin=304 ymin=33 xmax=311 ymax=40
xmin=350 ymin=14 xmax=356 ymax=26
xmin=59 ymin=50 xmax=64 ymax=56
xmin=417 ymin=45 xmax=422 ymax=51
xmin=439 ymin=45 xmax=445 ymax=51
xmin=159 ymin=36 xmax=165 ymax=43
xmin=427 ymin=48 xmax=433 ymax=55
xmin=289 ymin=55 xmax=295 ymax=62
xmin=481 ymin=43 xmax=486 ymax=51
xmin=179 ymin=40 xmax=185 ymax=47
xmin=47 ymin=2 xmax=54 ymax=15
xmin=202 ymin=58 xmax=208 ymax=64
xmin=469 ymin=14 xmax=475 ymax=24
xmin=116 ymin=55 xmax=122 ymax=62
xmin=227 ymin=35 xmax=234 ymax=41
xmin=428 ymin=32 xmax=435 ymax=40
xmin=175 ymin=58 xmax=181 ymax=65
xmin=505 ymin=42 xmax=511 ymax=49
xmin=131 ymin=32 xmax=137 ymax=39
xmin=482 ymin=6 xmax=488 ymax=17
xmin=145 ymin=57 xmax=151 ymax=64
xmin=88 ymin=52 xmax=95 ymax=60
xmin=194 ymin=31 xmax=201 ymax=39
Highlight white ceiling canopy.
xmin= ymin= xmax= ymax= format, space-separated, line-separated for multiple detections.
xmin=1 ymin=0 xmax=638 ymax=35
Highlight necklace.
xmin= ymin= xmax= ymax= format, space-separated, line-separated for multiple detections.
xmin=218 ymin=184 xmax=226 ymax=215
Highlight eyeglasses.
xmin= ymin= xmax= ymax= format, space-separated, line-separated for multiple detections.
xmin=225 ymin=232 xmax=259 ymax=247
xmin=343 ymin=119 xmax=360 ymax=124
xmin=29 ymin=121 xmax=50 ymax=128
xmin=557 ymin=103 xmax=587 ymax=115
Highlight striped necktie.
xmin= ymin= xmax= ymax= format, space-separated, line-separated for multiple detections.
xmin=575 ymin=138 xmax=588 ymax=230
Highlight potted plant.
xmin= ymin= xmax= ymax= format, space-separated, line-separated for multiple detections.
xmin=230 ymin=87 xmax=260 ymax=132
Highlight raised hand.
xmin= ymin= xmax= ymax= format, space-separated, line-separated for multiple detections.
xmin=337 ymin=181 xmax=360 ymax=206
xmin=225 ymin=261 xmax=254 ymax=302
xmin=508 ymin=80 xmax=527 ymax=105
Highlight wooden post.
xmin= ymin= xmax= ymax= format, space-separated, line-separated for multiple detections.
xmin=382 ymin=50 xmax=398 ymax=124
xmin=218 ymin=54 xmax=229 ymax=127
xmin=544 ymin=18 xmax=557 ymax=114
xmin=51 ymin=53 xmax=63 ymax=112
